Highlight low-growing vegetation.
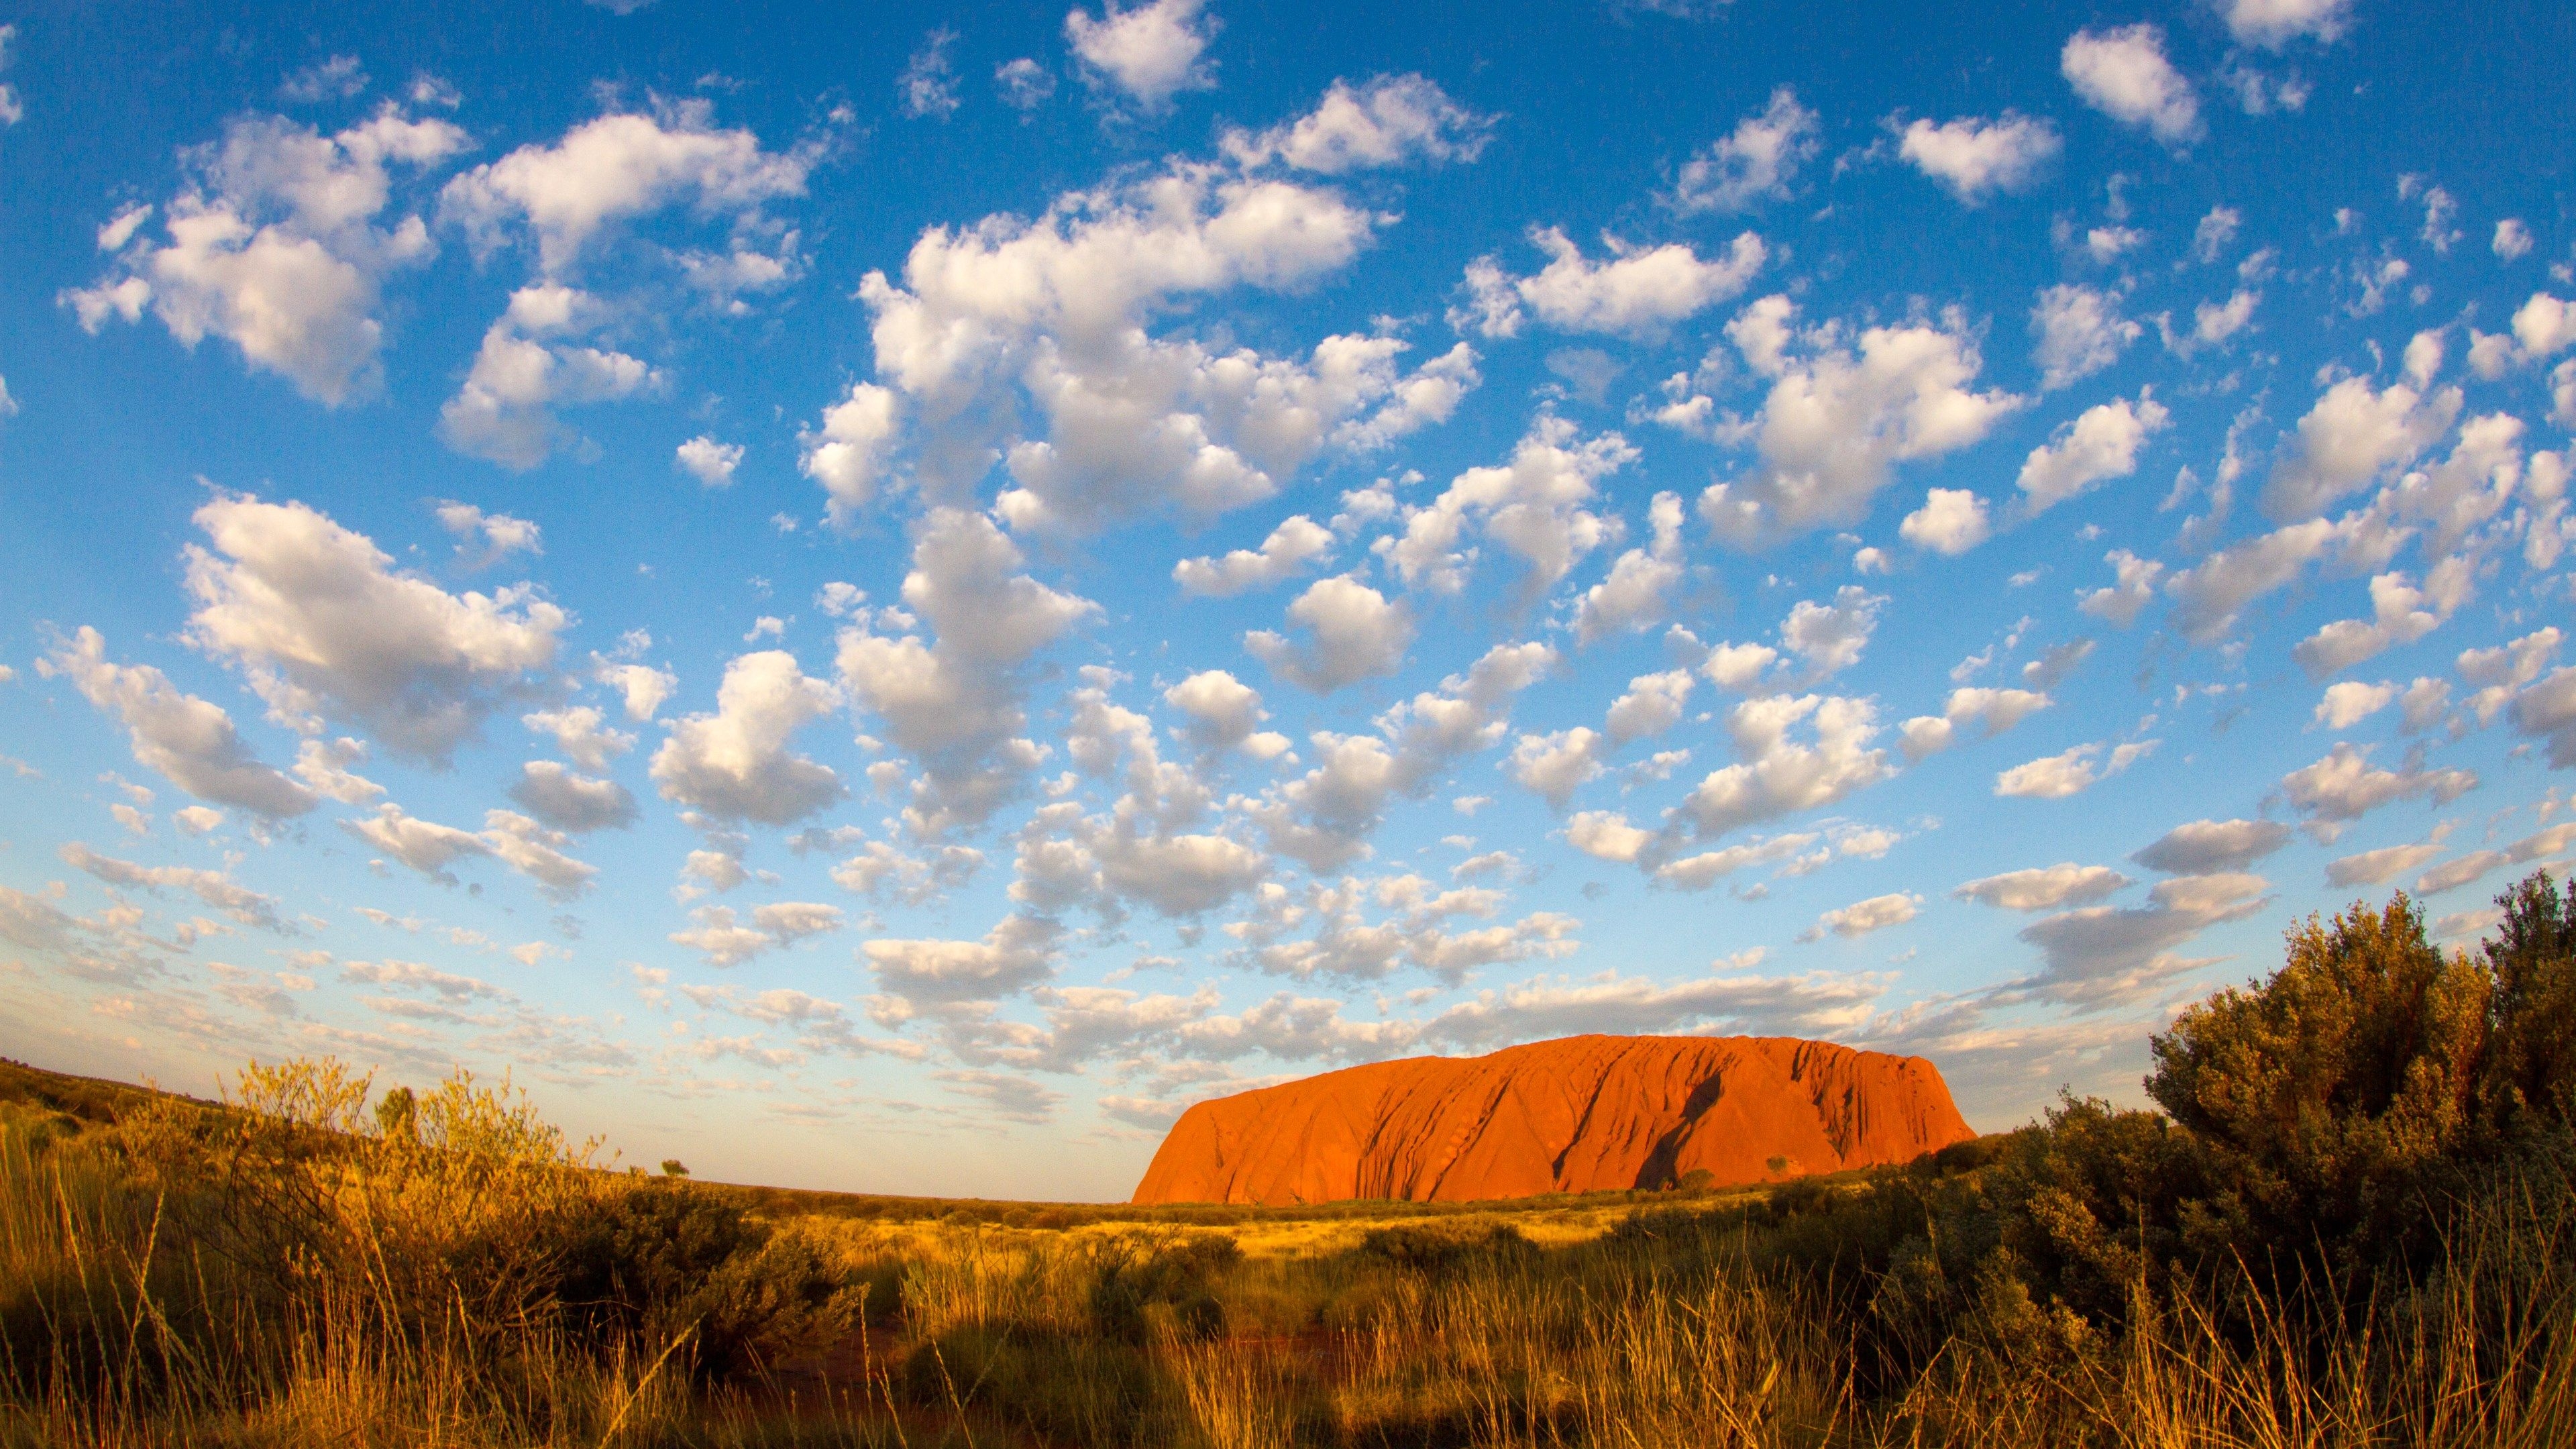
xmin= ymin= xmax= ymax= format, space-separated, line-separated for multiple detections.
xmin=4 ymin=873 xmax=2573 ymax=1447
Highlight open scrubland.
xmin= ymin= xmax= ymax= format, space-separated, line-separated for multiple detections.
xmin=5 ymin=875 xmax=2575 ymax=1448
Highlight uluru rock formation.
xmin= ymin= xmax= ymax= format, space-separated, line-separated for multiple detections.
xmin=1131 ymin=1034 xmax=1976 ymax=1205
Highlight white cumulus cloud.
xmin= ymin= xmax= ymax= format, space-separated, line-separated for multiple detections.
xmin=2061 ymin=25 xmax=2201 ymax=146
xmin=1699 ymin=296 xmax=2024 ymax=544
xmin=182 ymin=494 xmax=564 ymax=763
xmin=649 ymin=651 xmax=844 ymax=825
xmin=1454 ymin=227 xmax=1765 ymax=341
xmin=40 ymin=627 xmax=317 ymax=818
xmin=63 ymin=107 xmax=468 ymax=403
xmin=1222 ymin=74 xmax=1490 ymax=173
xmin=1668 ymin=87 xmax=1819 ymax=215
xmin=2016 ymin=393 xmax=2169 ymax=514
xmin=1894 ymin=113 xmax=2061 ymax=203
xmin=1064 ymin=0 xmax=1216 ymax=111
xmin=1245 ymin=574 xmax=1414 ymax=694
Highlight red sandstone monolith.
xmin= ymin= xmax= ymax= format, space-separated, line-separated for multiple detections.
xmin=1130 ymin=1034 xmax=1976 ymax=1205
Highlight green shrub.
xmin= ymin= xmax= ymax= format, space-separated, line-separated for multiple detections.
xmin=0 ymin=1101 xmax=82 ymax=1157
xmin=906 ymin=1324 xmax=1166 ymax=1446
xmin=1915 ymin=875 xmax=2576 ymax=1345
xmin=1607 ymin=1204 xmax=1719 ymax=1245
xmin=1928 ymin=1134 xmax=2006 ymax=1175
xmin=2480 ymin=871 xmax=2576 ymax=1129
xmin=1766 ymin=1176 xmax=1834 ymax=1221
xmin=2147 ymin=892 xmax=2489 ymax=1273
xmin=1948 ymin=1096 xmax=2204 ymax=1330
xmin=561 ymin=1179 xmax=856 ymax=1381
xmin=1086 ymin=1232 xmax=1241 ymax=1342
xmin=1354 ymin=1220 xmax=1536 ymax=1280
xmin=843 ymin=1254 xmax=909 ymax=1326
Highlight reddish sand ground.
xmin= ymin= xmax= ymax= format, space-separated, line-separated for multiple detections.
xmin=1131 ymin=1034 xmax=1977 ymax=1205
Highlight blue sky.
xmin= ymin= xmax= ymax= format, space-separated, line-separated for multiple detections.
xmin=2 ymin=0 xmax=2573 ymax=1199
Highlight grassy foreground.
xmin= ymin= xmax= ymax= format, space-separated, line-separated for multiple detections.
xmin=5 ymin=877 xmax=2575 ymax=1447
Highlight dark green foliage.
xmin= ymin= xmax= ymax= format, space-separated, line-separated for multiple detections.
xmin=562 ymin=1179 xmax=856 ymax=1381
xmin=1884 ymin=874 xmax=2576 ymax=1350
xmin=1086 ymin=1232 xmax=1241 ymax=1341
xmin=1358 ymin=1221 xmax=1535 ymax=1275
xmin=0 ymin=1103 xmax=83 ymax=1155
xmin=1928 ymin=1134 xmax=2006 ymax=1175
xmin=905 ymin=1325 xmax=1167 ymax=1447
xmin=1765 ymin=1175 xmax=1834 ymax=1221
xmin=2147 ymin=892 xmax=2490 ymax=1272
xmin=1605 ymin=1204 xmax=1717 ymax=1245
xmin=2481 ymin=871 xmax=2576 ymax=1128
xmin=374 ymin=1085 xmax=417 ymax=1140
xmin=1962 ymin=1095 xmax=2206 ymax=1328
xmin=843 ymin=1255 xmax=908 ymax=1326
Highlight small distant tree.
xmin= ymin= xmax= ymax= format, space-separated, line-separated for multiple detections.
xmin=374 ymin=1085 xmax=417 ymax=1140
xmin=661 ymin=1159 xmax=691 ymax=1178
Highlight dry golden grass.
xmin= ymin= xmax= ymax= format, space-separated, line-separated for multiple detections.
xmin=5 ymin=1057 xmax=2574 ymax=1449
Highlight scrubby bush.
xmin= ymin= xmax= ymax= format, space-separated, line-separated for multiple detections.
xmin=1087 ymin=1231 xmax=1241 ymax=1341
xmin=1822 ymin=873 xmax=2576 ymax=1388
xmin=101 ymin=1058 xmax=601 ymax=1342
xmin=2141 ymin=879 xmax=2576 ymax=1280
xmin=1884 ymin=875 xmax=2576 ymax=1353
xmin=1952 ymin=1094 xmax=2206 ymax=1328
xmin=89 ymin=1055 xmax=857 ymax=1393
xmin=1358 ymin=1221 xmax=1534 ymax=1275
xmin=561 ymin=1177 xmax=857 ymax=1380
xmin=0 ymin=1100 xmax=82 ymax=1156
xmin=2147 ymin=893 xmax=2491 ymax=1274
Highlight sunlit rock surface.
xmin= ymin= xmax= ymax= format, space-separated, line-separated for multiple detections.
xmin=1131 ymin=1034 xmax=1976 ymax=1205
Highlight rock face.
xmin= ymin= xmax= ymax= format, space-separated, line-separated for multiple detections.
xmin=1131 ymin=1034 xmax=1976 ymax=1205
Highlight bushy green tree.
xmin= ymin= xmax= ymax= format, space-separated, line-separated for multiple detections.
xmin=2145 ymin=893 xmax=2491 ymax=1270
xmin=2480 ymin=871 xmax=2576 ymax=1129
xmin=1972 ymin=1095 xmax=2206 ymax=1327
xmin=1897 ymin=875 xmax=2575 ymax=1346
